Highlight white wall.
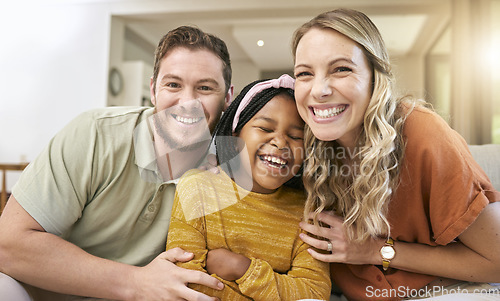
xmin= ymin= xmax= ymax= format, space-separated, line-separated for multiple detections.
xmin=0 ymin=1 xmax=112 ymax=189
xmin=391 ymin=55 xmax=425 ymax=100
xmin=0 ymin=0 xmax=263 ymax=190
xmin=0 ymin=0 xmax=432 ymax=190
xmin=231 ymin=60 xmax=260 ymax=95
xmin=0 ymin=2 xmax=111 ymax=163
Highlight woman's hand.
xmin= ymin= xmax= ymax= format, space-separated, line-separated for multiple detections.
xmin=299 ymin=211 xmax=384 ymax=265
xmin=206 ymin=248 xmax=251 ymax=281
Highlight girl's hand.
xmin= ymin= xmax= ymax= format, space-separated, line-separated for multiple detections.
xmin=299 ymin=211 xmax=384 ymax=265
xmin=206 ymin=248 xmax=251 ymax=281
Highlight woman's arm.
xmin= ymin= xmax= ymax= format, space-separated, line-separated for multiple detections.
xmin=299 ymin=203 xmax=500 ymax=282
xmin=394 ymin=201 xmax=500 ymax=281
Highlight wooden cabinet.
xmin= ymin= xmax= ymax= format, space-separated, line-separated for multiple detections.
xmin=0 ymin=163 xmax=29 ymax=214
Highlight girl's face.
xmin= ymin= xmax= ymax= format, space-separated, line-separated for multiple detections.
xmin=294 ymin=27 xmax=373 ymax=149
xmin=237 ymin=93 xmax=305 ymax=194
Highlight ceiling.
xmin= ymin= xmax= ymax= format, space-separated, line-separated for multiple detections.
xmin=119 ymin=0 xmax=450 ymax=72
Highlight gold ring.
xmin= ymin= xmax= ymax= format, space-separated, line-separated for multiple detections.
xmin=327 ymin=241 xmax=333 ymax=252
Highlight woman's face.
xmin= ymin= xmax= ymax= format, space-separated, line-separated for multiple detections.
xmin=294 ymin=27 xmax=373 ymax=148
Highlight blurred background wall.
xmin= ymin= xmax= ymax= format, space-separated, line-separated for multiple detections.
xmin=1 ymin=0 xmax=499 ymax=191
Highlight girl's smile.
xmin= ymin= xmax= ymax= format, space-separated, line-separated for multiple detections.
xmin=236 ymin=93 xmax=305 ymax=194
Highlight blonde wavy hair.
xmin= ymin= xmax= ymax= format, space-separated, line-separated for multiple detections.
xmin=292 ymin=8 xmax=420 ymax=241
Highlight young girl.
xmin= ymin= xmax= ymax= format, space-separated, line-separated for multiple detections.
xmin=166 ymin=74 xmax=331 ymax=301
xmin=292 ymin=8 xmax=500 ymax=301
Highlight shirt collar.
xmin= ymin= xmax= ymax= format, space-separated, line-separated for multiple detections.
xmin=133 ymin=108 xmax=171 ymax=184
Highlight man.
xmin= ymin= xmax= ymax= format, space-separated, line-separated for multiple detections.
xmin=0 ymin=25 xmax=233 ymax=300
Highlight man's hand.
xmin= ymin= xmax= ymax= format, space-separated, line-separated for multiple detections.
xmin=130 ymin=248 xmax=223 ymax=301
xmin=206 ymin=248 xmax=251 ymax=281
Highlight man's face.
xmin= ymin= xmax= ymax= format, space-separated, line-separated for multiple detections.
xmin=150 ymin=47 xmax=230 ymax=150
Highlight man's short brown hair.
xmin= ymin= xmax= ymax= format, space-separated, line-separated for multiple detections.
xmin=152 ymin=25 xmax=232 ymax=94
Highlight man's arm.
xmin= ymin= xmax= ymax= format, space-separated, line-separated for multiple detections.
xmin=0 ymin=196 xmax=223 ymax=301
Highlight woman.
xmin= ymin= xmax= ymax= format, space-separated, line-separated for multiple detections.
xmin=293 ymin=8 xmax=500 ymax=301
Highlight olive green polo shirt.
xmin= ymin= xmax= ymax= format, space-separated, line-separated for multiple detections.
xmin=13 ymin=107 xmax=178 ymax=266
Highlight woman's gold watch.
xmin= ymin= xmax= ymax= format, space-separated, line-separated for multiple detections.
xmin=380 ymin=237 xmax=395 ymax=271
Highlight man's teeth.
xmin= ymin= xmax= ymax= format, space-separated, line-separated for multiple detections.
xmin=313 ymin=106 xmax=346 ymax=118
xmin=261 ymin=155 xmax=287 ymax=167
xmin=175 ymin=115 xmax=202 ymax=124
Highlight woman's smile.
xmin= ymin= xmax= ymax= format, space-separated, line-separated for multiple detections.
xmin=294 ymin=27 xmax=372 ymax=148
xmin=310 ymin=104 xmax=349 ymax=122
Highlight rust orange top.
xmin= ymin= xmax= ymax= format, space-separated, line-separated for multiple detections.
xmin=332 ymin=106 xmax=499 ymax=301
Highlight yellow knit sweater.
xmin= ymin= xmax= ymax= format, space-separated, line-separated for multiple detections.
xmin=166 ymin=168 xmax=331 ymax=300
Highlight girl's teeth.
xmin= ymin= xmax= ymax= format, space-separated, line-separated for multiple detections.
xmin=263 ymin=155 xmax=286 ymax=166
xmin=313 ymin=106 xmax=346 ymax=118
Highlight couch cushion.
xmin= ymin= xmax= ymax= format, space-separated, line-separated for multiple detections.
xmin=468 ymin=144 xmax=500 ymax=191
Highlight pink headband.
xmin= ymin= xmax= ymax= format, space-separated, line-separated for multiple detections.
xmin=232 ymin=74 xmax=295 ymax=132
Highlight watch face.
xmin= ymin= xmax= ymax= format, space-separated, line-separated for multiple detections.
xmin=381 ymin=246 xmax=395 ymax=260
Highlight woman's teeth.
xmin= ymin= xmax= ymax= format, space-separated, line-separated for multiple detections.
xmin=313 ymin=106 xmax=346 ymax=118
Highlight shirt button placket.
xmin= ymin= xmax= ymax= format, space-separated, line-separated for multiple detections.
xmin=149 ymin=185 xmax=166 ymax=212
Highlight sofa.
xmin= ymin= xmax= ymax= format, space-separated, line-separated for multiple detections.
xmin=469 ymin=144 xmax=500 ymax=191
